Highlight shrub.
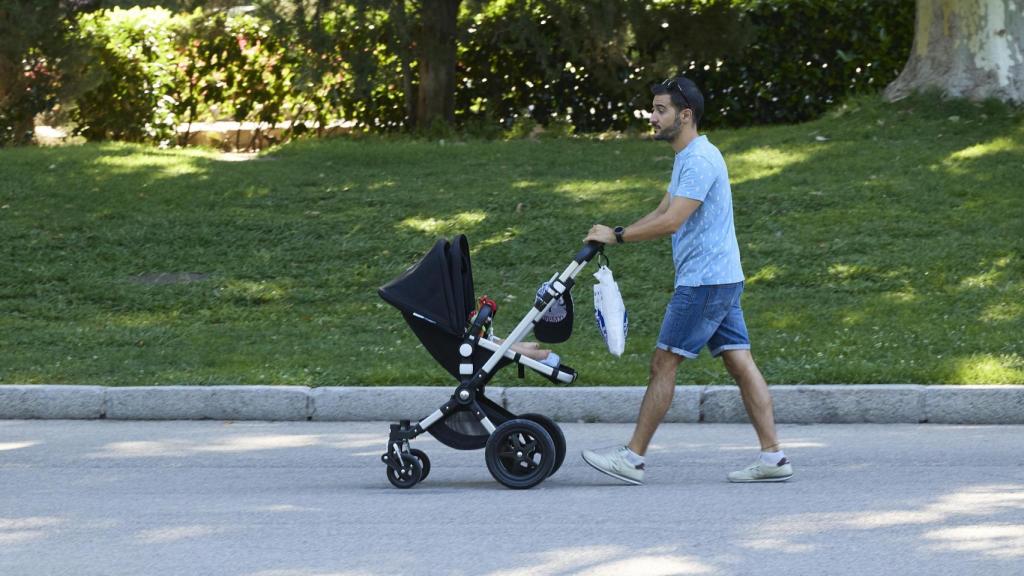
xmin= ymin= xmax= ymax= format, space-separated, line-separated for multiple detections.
xmin=0 ymin=0 xmax=87 ymax=147
xmin=57 ymin=0 xmax=914 ymax=144
xmin=692 ymin=0 xmax=916 ymax=126
xmin=71 ymin=7 xmax=191 ymax=143
xmin=71 ymin=6 xmax=292 ymax=146
xmin=179 ymin=10 xmax=290 ymax=147
xmin=457 ymin=0 xmax=914 ymax=131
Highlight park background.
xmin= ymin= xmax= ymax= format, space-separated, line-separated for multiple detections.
xmin=1 ymin=0 xmax=1022 ymax=386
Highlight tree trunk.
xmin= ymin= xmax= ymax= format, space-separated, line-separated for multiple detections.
xmin=416 ymin=0 xmax=461 ymax=130
xmin=0 ymin=7 xmax=29 ymax=145
xmin=886 ymin=0 xmax=1024 ymax=103
xmin=0 ymin=56 xmax=35 ymax=145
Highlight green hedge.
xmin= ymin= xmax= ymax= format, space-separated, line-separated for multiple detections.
xmin=0 ymin=1 xmax=82 ymax=147
xmin=72 ymin=7 xmax=190 ymax=143
xmin=70 ymin=7 xmax=294 ymax=144
xmin=702 ymin=0 xmax=915 ymax=126
xmin=58 ymin=1 xmax=912 ymax=144
xmin=457 ymin=0 xmax=914 ymax=131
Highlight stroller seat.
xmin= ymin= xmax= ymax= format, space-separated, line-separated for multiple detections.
xmin=377 ymin=235 xmax=602 ymax=489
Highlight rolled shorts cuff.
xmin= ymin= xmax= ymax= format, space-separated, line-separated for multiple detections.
xmin=709 ymin=343 xmax=751 ymax=358
xmin=657 ymin=342 xmax=699 ymax=359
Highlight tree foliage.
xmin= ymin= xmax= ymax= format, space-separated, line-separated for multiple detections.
xmin=2 ymin=0 xmax=915 ymax=146
xmin=0 ymin=0 xmax=93 ymax=146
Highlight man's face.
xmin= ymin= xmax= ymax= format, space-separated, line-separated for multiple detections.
xmin=651 ymin=94 xmax=684 ymax=141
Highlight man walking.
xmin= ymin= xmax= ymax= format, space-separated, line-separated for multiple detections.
xmin=581 ymin=76 xmax=792 ymax=485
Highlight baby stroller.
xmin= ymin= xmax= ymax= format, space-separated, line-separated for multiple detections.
xmin=378 ymin=235 xmax=603 ymax=489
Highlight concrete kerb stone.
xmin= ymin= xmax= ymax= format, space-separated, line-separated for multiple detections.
xmin=769 ymin=385 xmax=926 ymax=424
xmin=311 ymin=386 xmax=468 ymax=421
xmin=925 ymin=385 xmax=1024 ymax=424
xmin=702 ymin=385 xmax=928 ymax=424
xmin=0 ymin=385 xmax=105 ymax=419
xmin=504 ymin=386 xmax=701 ymax=423
xmin=700 ymin=386 xmax=746 ymax=423
xmin=0 ymin=385 xmax=1022 ymax=423
xmin=105 ymin=386 xmax=310 ymax=421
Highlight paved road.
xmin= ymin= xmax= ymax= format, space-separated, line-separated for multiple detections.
xmin=2 ymin=421 xmax=1022 ymax=576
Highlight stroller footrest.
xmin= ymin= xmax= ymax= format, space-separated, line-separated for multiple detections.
xmin=544 ymin=364 xmax=576 ymax=385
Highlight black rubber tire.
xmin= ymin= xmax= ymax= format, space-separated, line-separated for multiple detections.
xmin=409 ymin=448 xmax=431 ymax=482
xmin=485 ymin=419 xmax=556 ymax=489
xmin=386 ymin=455 xmax=423 ymax=489
xmin=519 ymin=413 xmax=565 ymax=477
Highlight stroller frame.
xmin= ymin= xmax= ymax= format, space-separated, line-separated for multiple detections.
xmin=379 ymin=239 xmax=604 ymax=489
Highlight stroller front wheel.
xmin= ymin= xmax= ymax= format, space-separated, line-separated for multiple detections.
xmin=485 ymin=419 xmax=556 ymax=489
xmin=386 ymin=455 xmax=423 ymax=489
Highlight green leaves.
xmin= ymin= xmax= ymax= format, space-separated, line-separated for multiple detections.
xmin=37 ymin=0 xmax=916 ymax=146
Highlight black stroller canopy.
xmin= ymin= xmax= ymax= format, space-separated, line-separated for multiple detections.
xmin=379 ymin=235 xmax=475 ymax=338
xmin=379 ymin=234 xmax=513 ymax=450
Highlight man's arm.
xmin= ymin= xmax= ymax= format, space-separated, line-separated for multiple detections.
xmin=630 ymin=191 xmax=671 ymax=228
xmin=585 ymin=195 xmax=701 ymax=244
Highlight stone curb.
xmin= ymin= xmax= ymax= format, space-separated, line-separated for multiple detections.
xmin=310 ymin=387 xmax=457 ymax=421
xmin=0 ymin=385 xmax=105 ymax=420
xmin=105 ymin=386 xmax=310 ymax=421
xmin=924 ymin=385 xmax=1024 ymax=424
xmin=0 ymin=385 xmax=1022 ymax=424
xmin=503 ymin=386 xmax=702 ymax=423
xmin=701 ymin=385 xmax=928 ymax=424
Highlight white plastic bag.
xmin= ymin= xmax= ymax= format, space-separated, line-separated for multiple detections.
xmin=593 ymin=265 xmax=628 ymax=356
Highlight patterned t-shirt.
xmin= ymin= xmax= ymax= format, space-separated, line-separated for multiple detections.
xmin=668 ymin=135 xmax=744 ymax=287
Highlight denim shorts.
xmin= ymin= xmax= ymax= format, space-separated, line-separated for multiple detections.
xmin=657 ymin=282 xmax=751 ymax=359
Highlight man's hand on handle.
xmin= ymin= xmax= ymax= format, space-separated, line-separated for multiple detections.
xmin=585 ymin=224 xmax=616 ymax=245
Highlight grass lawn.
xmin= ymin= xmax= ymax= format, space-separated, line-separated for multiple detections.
xmin=1 ymin=94 xmax=1022 ymax=386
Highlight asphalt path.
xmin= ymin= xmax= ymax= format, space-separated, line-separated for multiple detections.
xmin=2 ymin=421 xmax=1022 ymax=576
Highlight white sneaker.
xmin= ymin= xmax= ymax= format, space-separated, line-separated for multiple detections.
xmin=581 ymin=446 xmax=645 ymax=485
xmin=727 ymin=457 xmax=794 ymax=483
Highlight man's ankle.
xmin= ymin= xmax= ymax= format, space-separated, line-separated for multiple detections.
xmin=623 ymin=447 xmax=645 ymax=466
xmin=759 ymin=450 xmax=786 ymax=465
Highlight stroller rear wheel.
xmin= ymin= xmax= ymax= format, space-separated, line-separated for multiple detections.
xmin=519 ymin=413 xmax=565 ymax=478
xmin=485 ymin=419 xmax=556 ymax=489
xmin=386 ymin=454 xmax=423 ymax=489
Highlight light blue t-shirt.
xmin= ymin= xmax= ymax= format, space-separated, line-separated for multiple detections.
xmin=668 ymin=135 xmax=744 ymax=287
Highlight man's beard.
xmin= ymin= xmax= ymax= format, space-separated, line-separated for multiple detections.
xmin=653 ymin=116 xmax=683 ymax=141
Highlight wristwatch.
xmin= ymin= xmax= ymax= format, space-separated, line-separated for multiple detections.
xmin=614 ymin=226 xmax=625 ymax=244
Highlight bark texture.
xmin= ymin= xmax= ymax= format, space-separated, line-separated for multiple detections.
xmin=416 ymin=0 xmax=462 ymax=129
xmin=886 ymin=0 xmax=1024 ymax=103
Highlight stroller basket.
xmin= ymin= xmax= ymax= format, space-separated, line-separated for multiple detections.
xmin=378 ymin=235 xmax=603 ymax=489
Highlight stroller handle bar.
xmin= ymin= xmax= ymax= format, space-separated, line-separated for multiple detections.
xmin=573 ymin=241 xmax=604 ymax=264
xmin=477 ymin=240 xmax=604 ymax=377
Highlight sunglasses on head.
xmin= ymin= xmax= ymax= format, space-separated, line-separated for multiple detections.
xmin=661 ymin=77 xmax=693 ymax=111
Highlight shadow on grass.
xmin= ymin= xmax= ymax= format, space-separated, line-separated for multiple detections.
xmin=0 ymin=93 xmax=1021 ymax=384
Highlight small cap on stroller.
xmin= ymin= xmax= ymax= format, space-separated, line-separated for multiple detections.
xmin=534 ymin=281 xmax=574 ymax=343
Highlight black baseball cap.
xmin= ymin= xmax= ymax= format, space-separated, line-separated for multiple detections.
xmin=533 ymin=281 xmax=574 ymax=343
